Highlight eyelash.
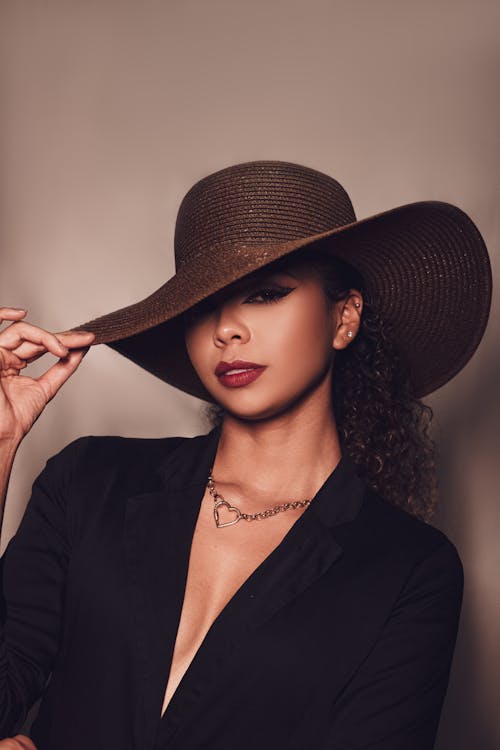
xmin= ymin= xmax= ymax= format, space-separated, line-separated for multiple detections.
xmin=185 ymin=285 xmax=294 ymax=322
xmin=244 ymin=286 xmax=294 ymax=304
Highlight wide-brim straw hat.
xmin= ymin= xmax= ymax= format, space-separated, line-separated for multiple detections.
xmin=74 ymin=160 xmax=492 ymax=401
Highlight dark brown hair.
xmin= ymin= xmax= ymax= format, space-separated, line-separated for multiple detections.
xmin=205 ymin=249 xmax=437 ymax=523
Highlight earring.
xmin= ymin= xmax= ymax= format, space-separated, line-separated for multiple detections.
xmin=354 ymin=302 xmax=360 ymax=309
xmin=347 ymin=330 xmax=353 ymax=339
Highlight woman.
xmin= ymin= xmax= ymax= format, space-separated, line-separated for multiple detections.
xmin=0 ymin=161 xmax=492 ymax=749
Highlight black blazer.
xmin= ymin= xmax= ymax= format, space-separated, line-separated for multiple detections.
xmin=0 ymin=427 xmax=463 ymax=749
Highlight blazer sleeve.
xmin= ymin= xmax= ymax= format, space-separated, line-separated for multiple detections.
xmin=0 ymin=437 xmax=85 ymax=736
xmin=323 ymin=537 xmax=464 ymax=750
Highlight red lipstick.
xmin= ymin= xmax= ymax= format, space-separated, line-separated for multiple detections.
xmin=215 ymin=360 xmax=266 ymax=388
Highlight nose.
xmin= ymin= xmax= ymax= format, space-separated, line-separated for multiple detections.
xmin=212 ymin=300 xmax=251 ymax=348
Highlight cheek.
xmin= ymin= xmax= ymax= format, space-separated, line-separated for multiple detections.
xmin=271 ymin=301 xmax=333 ymax=361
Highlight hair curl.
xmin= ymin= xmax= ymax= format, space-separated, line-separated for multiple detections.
xmin=204 ymin=250 xmax=438 ymax=523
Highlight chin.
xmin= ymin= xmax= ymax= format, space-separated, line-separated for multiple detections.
xmin=228 ymin=408 xmax=279 ymax=423
xmin=216 ymin=391 xmax=301 ymax=423
xmin=216 ymin=400 xmax=276 ymax=422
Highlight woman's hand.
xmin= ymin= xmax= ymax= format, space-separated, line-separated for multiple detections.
xmin=0 ymin=736 xmax=37 ymax=749
xmin=0 ymin=307 xmax=95 ymax=445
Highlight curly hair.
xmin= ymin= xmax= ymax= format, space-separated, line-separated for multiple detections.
xmin=204 ymin=250 xmax=438 ymax=523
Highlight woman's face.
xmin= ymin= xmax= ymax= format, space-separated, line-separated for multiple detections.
xmin=184 ymin=261 xmax=360 ymax=421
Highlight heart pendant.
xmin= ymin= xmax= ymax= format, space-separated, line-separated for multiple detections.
xmin=214 ymin=498 xmax=242 ymax=528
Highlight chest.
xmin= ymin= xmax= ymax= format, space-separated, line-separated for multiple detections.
xmin=160 ymin=486 xmax=300 ymax=716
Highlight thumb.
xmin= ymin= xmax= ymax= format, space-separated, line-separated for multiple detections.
xmin=36 ymin=347 xmax=89 ymax=403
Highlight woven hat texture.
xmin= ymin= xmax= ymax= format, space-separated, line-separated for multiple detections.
xmin=74 ymin=160 xmax=492 ymax=399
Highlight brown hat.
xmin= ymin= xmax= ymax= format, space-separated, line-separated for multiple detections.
xmin=74 ymin=160 xmax=492 ymax=400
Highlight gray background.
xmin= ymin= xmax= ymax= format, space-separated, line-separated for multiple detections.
xmin=1 ymin=1 xmax=499 ymax=747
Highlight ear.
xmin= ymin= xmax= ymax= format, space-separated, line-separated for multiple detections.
xmin=332 ymin=290 xmax=363 ymax=350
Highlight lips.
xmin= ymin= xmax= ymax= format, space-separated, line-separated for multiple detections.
xmin=215 ymin=359 xmax=264 ymax=376
xmin=215 ymin=359 xmax=267 ymax=388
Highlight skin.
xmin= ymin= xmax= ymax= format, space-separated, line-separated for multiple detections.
xmin=0 ymin=738 xmax=37 ymax=750
xmin=185 ymin=262 xmax=363 ymax=505
xmin=0 ymin=308 xmax=95 ymax=559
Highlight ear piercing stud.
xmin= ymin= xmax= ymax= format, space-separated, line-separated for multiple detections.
xmin=347 ymin=330 xmax=353 ymax=338
xmin=354 ymin=302 xmax=361 ymax=308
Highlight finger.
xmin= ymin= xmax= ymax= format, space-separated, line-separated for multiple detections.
xmin=6 ymin=331 xmax=94 ymax=365
xmin=36 ymin=347 xmax=89 ymax=402
xmin=10 ymin=341 xmax=51 ymax=362
xmin=0 ymin=307 xmax=27 ymax=322
xmin=0 ymin=349 xmax=27 ymax=369
xmin=0 ymin=322 xmax=69 ymax=359
xmin=2 ymin=341 xmax=47 ymax=362
xmin=54 ymin=330 xmax=96 ymax=347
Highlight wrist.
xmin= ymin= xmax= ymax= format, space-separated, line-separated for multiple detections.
xmin=0 ymin=434 xmax=22 ymax=466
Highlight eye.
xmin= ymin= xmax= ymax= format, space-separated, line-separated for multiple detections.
xmin=244 ymin=286 xmax=294 ymax=304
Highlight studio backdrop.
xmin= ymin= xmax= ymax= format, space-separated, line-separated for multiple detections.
xmin=0 ymin=1 xmax=498 ymax=748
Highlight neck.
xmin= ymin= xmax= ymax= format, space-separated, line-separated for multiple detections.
xmin=212 ymin=397 xmax=341 ymax=502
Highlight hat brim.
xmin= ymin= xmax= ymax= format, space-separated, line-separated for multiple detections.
xmin=73 ymin=200 xmax=492 ymax=399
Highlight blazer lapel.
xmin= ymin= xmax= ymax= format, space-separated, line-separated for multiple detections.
xmin=123 ymin=429 xmax=221 ymax=748
xmin=202 ymin=447 xmax=368 ymax=631
xmin=123 ymin=427 xmax=366 ymax=748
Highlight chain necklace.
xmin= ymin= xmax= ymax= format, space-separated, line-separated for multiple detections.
xmin=207 ymin=469 xmax=312 ymax=528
